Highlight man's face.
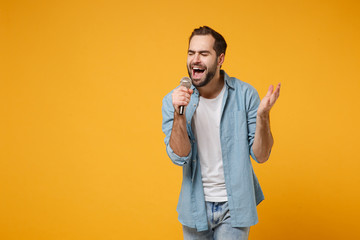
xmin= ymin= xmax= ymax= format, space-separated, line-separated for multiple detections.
xmin=187 ymin=35 xmax=220 ymax=88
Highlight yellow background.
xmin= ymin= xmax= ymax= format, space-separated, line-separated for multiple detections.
xmin=1 ymin=0 xmax=359 ymax=239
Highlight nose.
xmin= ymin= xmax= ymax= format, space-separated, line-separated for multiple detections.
xmin=192 ymin=53 xmax=201 ymax=64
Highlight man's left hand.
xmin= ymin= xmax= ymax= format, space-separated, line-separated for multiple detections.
xmin=257 ymin=83 xmax=281 ymax=117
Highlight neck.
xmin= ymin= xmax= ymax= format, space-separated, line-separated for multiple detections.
xmin=198 ymin=70 xmax=224 ymax=99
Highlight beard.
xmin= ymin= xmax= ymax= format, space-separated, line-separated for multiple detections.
xmin=187 ymin=59 xmax=218 ymax=88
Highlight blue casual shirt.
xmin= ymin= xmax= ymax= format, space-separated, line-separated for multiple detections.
xmin=162 ymin=70 xmax=264 ymax=231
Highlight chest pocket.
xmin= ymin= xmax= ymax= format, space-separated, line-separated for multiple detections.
xmin=221 ymin=110 xmax=248 ymax=142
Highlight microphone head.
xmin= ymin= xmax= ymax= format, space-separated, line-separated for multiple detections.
xmin=180 ymin=77 xmax=192 ymax=89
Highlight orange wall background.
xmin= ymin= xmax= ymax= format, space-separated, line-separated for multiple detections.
xmin=1 ymin=0 xmax=359 ymax=239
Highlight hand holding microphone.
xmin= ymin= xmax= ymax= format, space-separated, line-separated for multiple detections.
xmin=172 ymin=77 xmax=193 ymax=115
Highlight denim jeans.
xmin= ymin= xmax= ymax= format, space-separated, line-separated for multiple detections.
xmin=182 ymin=202 xmax=250 ymax=240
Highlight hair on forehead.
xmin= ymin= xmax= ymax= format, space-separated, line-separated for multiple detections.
xmin=189 ymin=26 xmax=227 ymax=57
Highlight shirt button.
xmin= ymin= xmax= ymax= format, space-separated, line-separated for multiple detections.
xmin=188 ymin=121 xmax=190 ymax=124
xmin=193 ymin=104 xmax=196 ymax=107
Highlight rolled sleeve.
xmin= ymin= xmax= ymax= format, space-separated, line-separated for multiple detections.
xmin=166 ymin=143 xmax=192 ymax=166
xmin=245 ymin=85 xmax=261 ymax=163
xmin=250 ymin=145 xmax=258 ymax=163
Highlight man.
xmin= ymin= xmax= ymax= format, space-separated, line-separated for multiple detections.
xmin=162 ymin=26 xmax=280 ymax=239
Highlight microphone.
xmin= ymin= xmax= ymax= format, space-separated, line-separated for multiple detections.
xmin=179 ymin=77 xmax=192 ymax=115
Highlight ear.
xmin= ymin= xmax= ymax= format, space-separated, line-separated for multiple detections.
xmin=218 ymin=53 xmax=225 ymax=67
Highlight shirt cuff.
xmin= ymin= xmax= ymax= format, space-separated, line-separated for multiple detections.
xmin=166 ymin=143 xmax=192 ymax=166
xmin=250 ymin=146 xmax=259 ymax=163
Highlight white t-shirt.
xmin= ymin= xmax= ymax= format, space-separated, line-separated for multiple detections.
xmin=192 ymin=84 xmax=228 ymax=202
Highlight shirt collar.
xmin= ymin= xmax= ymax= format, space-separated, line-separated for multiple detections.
xmin=222 ymin=70 xmax=235 ymax=89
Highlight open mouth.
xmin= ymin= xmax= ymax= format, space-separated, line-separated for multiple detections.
xmin=192 ymin=67 xmax=206 ymax=79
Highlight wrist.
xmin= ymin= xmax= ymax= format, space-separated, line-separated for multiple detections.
xmin=257 ymin=112 xmax=270 ymax=120
xmin=174 ymin=110 xmax=187 ymax=119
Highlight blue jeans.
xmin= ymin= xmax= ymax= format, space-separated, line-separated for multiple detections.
xmin=182 ymin=202 xmax=250 ymax=240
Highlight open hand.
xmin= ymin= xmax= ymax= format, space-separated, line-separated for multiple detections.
xmin=257 ymin=83 xmax=281 ymax=117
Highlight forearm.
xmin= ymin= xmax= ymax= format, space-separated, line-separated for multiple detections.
xmin=252 ymin=114 xmax=273 ymax=163
xmin=169 ymin=112 xmax=191 ymax=157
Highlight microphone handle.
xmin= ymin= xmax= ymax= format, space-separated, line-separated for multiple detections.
xmin=179 ymin=106 xmax=185 ymax=115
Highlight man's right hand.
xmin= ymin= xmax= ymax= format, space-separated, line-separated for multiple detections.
xmin=172 ymin=86 xmax=194 ymax=115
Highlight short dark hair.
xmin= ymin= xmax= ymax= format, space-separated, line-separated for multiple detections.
xmin=189 ymin=26 xmax=227 ymax=57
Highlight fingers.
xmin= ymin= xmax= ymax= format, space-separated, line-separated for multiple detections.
xmin=266 ymin=83 xmax=281 ymax=97
xmin=172 ymin=87 xmax=193 ymax=112
xmin=258 ymin=83 xmax=281 ymax=116
xmin=274 ymin=83 xmax=281 ymax=99
xmin=273 ymin=83 xmax=281 ymax=101
xmin=265 ymin=85 xmax=274 ymax=98
xmin=269 ymin=83 xmax=281 ymax=106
